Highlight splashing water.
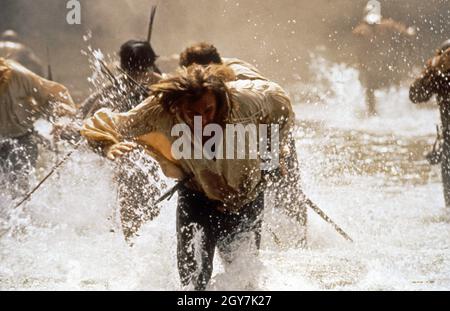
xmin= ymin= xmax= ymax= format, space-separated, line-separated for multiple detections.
xmin=1 ymin=56 xmax=450 ymax=290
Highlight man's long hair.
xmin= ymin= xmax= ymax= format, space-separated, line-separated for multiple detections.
xmin=150 ymin=64 xmax=233 ymax=125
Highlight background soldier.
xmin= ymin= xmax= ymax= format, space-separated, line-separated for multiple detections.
xmin=81 ymin=40 xmax=161 ymax=117
xmin=0 ymin=58 xmax=76 ymax=197
xmin=410 ymin=39 xmax=450 ymax=208
xmin=0 ymin=30 xmax=44 ymax=76
xmin=352 ymin=1 xmax=415 ymax=116
xmin=179 ymin=42 xmax=267 ymax=81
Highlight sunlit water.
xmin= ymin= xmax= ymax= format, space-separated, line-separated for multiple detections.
xmin=1 ymin=61 xmax=449 ymax=290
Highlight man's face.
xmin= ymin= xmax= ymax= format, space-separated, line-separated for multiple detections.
xmin=179 ymin=90 xmax=218 ymax=129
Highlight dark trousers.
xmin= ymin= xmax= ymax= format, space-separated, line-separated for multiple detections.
xmin=440 ymin=104 xmax=450 ymax=208
xmin=360 ymin=69 xmax=379 ymax=116
xmin=176 ymin=186 xmax=264 ymax=290
xmin=0 ymin=133 xmax=38 ymax=197
xmin=441 ymin=137 xmax=450 ymax=208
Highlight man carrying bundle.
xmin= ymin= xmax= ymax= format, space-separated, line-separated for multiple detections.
xmin=178 ymin=42 xmax=308 ymax=246
xmin=81 ymin=63 xmax=297 ymax=290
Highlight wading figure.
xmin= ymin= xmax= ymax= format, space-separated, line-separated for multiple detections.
xmin=0 ymin=58 xmax=76 ymax=197
xmin=81 ymin=40 xmax=161 ymax=117
xmin=179 ymin=42 xmax=267 ymax=81
xmin=81 ymin=64 xmax=296 ymax=290
xmin=0 ymin=30 xmax=44 ymax=76
xmin=179 ymin=42 xmax=307 ymax=246
xmin=409 ymin=40 xmax=450 ymax=208
xmin=352 ymin=2 xmax=415 ymax=116
xmin=81 ymin=40 xmax=163 ymax=242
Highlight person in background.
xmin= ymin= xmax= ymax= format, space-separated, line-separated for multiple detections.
xmin=0 ymin=30 xmax=44 ymax=77
xmin=81 ymin=40 xmax=161 ymax=117
xmin=0 ymin=57 xmax=76 ymax=197
xmin=409 ymin=39 xmax=450 ymax=208
xmin=352 ymin=1 xmax=415 ymax=116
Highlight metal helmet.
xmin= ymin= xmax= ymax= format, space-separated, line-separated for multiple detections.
xmin=364 ymin=0 xmax=382 ymax=25
xmin=1 ymin=30 xmax=19 ymax=42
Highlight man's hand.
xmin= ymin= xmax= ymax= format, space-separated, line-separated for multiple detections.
xmin=105 ymin=142 xmax=137 ymax=160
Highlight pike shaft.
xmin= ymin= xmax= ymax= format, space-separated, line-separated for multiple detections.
xmin=305 ymin=199 xmax=354 ymax=242
xmin=13 ymin=141 xmax=82 ymax=210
